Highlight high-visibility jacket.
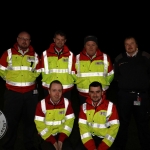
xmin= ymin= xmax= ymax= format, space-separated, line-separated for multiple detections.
xmin=41 ymin=43 xmax=76 ymax=93
xmin=75 ymin=49 xmax=114 ymax=97
xmin=34 ymin=95 xmax=75 ymax=143
xmin=79 ymin=97 xmax=119 ymax=150
xmin=0 ymin=43 xmax=41 ymax=93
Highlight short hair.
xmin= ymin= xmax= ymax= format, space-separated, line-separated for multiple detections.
xmin=54 ymin=30 xmax=66 ymax=39
xmin=124 ymin=36 xmax=138 ymax=45
xmin=49 ymin=80 xmax=63 ymax=89
xmin=89 ymin=81 xmax=102 ymax=90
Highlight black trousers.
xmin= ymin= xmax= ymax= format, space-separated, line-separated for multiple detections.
xmin=2 ymin=89 xmax=38 ymax=150
xmin=78 ymin=94 xmax=87 ymax=106
xmin=39 ymin=134 xmax=74 ymax=150
xmin=114 ymin=90 xmax=150 ymax=150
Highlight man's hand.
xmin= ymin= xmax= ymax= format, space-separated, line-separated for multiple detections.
xmin=58 ymin=141 xmax=63 ymax=150
xmin=53 ymin=142 xmax=59 ymax=150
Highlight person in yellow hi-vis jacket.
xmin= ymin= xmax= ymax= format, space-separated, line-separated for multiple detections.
xmin=40 ymin=30 xmax=76 ymax=100
xmin=34 ymin=80 xmax=75 ymax=150
xmin=76 ymin=81 xmax=119 ymax=150
xmin=75 ymin=35 xmax=114 ymax=105
xmin=0 ymin=31 xmax=41 ymax=150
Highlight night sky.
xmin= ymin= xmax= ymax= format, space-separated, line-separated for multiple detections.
xmin=1 ymin=2 xmax=150 ymax=63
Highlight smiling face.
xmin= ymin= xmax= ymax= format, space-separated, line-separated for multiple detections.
xmin=53 ymin=34 xmax=66 ymax=48
xmin=124 ymin=37 xmax=138 ymax=56
xmin=48 ymin=82 xmax=63 ymax=103
xmin=17 ymin=32 xmax=31 ymax=50
xmin=89 ymin=86 xmax=103 ymax=103
xmin=84 ymin=41 xmax=98 ymax=56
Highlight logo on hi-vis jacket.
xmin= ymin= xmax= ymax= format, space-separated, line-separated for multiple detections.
xmin=59 ymin=110 xmax=65 ymax=114
xmin=63 ymin=58 xmax=68 ymax=62
xmin=95 ymin=62 xmax=103 ymax=65
xmin=100 ymin=111 xmax=107 ymax=116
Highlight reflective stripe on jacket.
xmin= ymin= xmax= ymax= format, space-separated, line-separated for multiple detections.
xmin=0 ymin=44 xmax=41 ymax=93
xmin=75 ymin=49 xmax=114 ymax=95
xmin=41 ymin=43 xmax=76 ymax=91
xmin=78 ymin=97 xmax=119 ymax=149
xmin=34 ymin=95 xmax=75 ymax=140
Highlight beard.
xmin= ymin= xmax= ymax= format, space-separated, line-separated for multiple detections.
xmin=18 ymin=43 xmax=29 ymax=50
xmin=92 ymin=97 xmax=101 ymax=102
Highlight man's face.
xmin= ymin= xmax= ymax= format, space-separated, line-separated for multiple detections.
xmin=53 ymin=34 xmax=66 ymax=48
xmin=48 ymin=83 xmax=63 ymax=103
xmin=124 ymin=38 xmax=138 ymax=55
xmin=89 ymin=86 xmax=103 ymax=102
xmin=84 ymin=41 xmax=98 ymax=56
xmin=17 ymin=32 xmax=31 ymax=50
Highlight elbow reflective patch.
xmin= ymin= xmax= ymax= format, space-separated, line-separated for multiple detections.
xmin=106 ymin=119 xmax=120 ymax=126
xmin=81 ymin=132 xmax=91 ymax=140
xmin=0 ymin=65 xmax=6 ymax=70
xmin=40 ymin=128 xmax=48 ymax=136
xmin=79 ymin=118 xmax=87 ymax=124
xmin=105 ymin=134 xmax=114 ymax=143
xmin=64 ymin=125 xmax=72 ymax=132
xmin=34 ymin=116 xmax=45 ymax=122
xmin=107 ymin=70 xmax=114 ymax=76
xmin=65 ymin=113 xmax=75 ymax=120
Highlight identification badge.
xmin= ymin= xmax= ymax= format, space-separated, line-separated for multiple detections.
xmin=33 ymin=89 xmax=38 ymax=94
xmin=133 ymin=101 xmax=141 ymax=106
xmin=27 ymin=57 xmax=35 ymax=62
xmin=59 ymin=110 xmax=65 ymax=114
xmin=63 ymin=58 xmax=68 ymax=62
xmin=134 ymin=93 xmax=141 ymax=106
xmin=95 ymin=62 xmax=103 ymax=65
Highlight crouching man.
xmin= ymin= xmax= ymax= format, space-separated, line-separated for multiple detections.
xmin=76 ymin=81 xmax=120 ymax=150
xmin=34 ymin=80 xmax=75 ymax=150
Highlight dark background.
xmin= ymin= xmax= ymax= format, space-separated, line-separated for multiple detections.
xmin=0 ymin=2 xmax=150 ymax=150
xmin=1 ymin=2 xmax=150 ymax=62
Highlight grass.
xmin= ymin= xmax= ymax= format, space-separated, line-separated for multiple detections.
xmin=0 ymin=78 xmax=150 ymax=150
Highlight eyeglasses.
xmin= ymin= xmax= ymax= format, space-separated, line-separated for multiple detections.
xmin=18 ymin=37 xmax=30 ymax=41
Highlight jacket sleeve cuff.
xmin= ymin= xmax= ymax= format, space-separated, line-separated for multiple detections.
xmin=45 ymin=135 xmax=56 ymax=144
xmin=84 ymin=139 xmax=96 ymax=150
xmin=98 ymin=141 xmax=109 ymax=150
xmin=58 ymin=133 xmax=68 ymax=142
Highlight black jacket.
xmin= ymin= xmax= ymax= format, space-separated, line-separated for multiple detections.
xmin=114 ymin=50 xmax=150 ymax=91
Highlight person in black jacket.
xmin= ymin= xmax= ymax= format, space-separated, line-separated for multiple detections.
xmin=113 ymin=36 xmax=150 ymax=150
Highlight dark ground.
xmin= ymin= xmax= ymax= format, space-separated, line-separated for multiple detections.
xmin=0 ymin=77 xmax=150 ymax=150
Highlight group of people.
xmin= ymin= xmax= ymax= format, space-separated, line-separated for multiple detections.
xmin=0 ymin=30 xmax=149 ymax=150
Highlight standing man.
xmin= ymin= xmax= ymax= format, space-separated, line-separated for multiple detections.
xmin=75 ymin=35 xmax=114 ymax=105
xmin=0 ymin=31 xmax=41 ymax=150
xmin=76 ymin=81 xmax=119 ymax=150
xmin=41 ymin=30 xmax=76 ymax=100
xmin=34 ymin=80 xmax=75 ymax=150
xmin=113 ymin=36 xmax=150 ymax=150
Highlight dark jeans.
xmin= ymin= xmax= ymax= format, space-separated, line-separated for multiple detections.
xmin=114 ymin=90 xmax=150 ymax=150
xmin=2 ymin=89 xmax=38 ymax=150
xmin=39 ymin=134 xmax=73 ymax=150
